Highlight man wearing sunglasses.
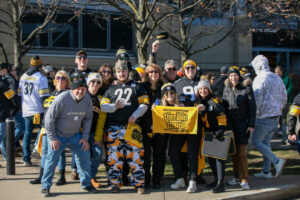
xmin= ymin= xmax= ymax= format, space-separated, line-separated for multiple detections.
xmin=163 ymin=59 xmax=180 ymax=84
xmin=69 ymin=50 xmax=92 ymax=80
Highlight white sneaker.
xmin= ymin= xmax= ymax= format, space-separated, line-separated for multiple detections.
xmin=240 ymin=182 xmax=250 ymax=190
xmin=275 ymin=158 xmax=286 ymax=178
xmin=227 ymin=178 xmax=240 ymax=186
xmin=254 ymin=171 xmax=273 ymax=179
xmin=170 ymin=178 xmax=186 ymax=190
xmin=186 ymin=180 xmax=197 ymax=193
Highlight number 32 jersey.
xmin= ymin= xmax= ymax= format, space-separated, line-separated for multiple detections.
xmin=101 ymin=81 xmax=149 ymax=126
xmin=18 ymin=71 xmax=49 ymax=117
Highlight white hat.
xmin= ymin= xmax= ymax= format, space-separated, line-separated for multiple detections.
xmin=87 ymin=72 xmax=102 ymax=85
xmin=197 ymin=80 xmax=212 ymax=92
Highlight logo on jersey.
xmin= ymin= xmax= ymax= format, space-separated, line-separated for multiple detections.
xmin=131 ymin=83 xmax=136 ymax=87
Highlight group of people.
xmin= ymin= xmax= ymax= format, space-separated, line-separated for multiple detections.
xmin=0 ymin=41 xmax=299 ymax=197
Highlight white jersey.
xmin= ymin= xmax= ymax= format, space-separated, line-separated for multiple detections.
xmin=18 ymin=70 xmax=49 ymax=117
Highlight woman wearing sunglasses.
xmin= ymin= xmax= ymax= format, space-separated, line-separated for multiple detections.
xmin=30 ymin=70 xmax=71 ymax=186
xmin=98 ymin=64 xmax=114 ymax=95
xmin=170 ymin=59 xmax=202 ymax=193
xmin=140 ymin=63 xmax=166 ymax=189
xmin=196 ymin=80 xmax=228 ymax=193
xmin=86 ymin=72 xmax=107 ymax=188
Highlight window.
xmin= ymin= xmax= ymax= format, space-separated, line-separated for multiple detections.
xmin=22 ymin=11 xmax=134 ymax=52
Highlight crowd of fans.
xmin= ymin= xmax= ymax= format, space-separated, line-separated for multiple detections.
xmin=0 ymin=40 xmax=299 ymax=197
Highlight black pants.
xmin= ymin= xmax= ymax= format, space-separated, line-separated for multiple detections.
xmin=143 ymin=133 xmax=169 ymax=185
xmin=208 ymin=157 xmax=225 ymax=182
xmin=168 ymin=132 xmax=201 ymax=181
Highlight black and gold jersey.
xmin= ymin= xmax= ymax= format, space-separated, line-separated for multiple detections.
xmin=101 ymin=81 xmax=149 ymax=126
xmin=174 ymin=77 xmax=199 ymax=107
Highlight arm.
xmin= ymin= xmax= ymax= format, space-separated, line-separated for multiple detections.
xmin=252 ymin=79 xmax=264 ymax=116
xmin=94 ymin=109 xmax=107 ymax=143
xmin=247 ymin=86 xmax=257 ymax=128
xmin=148 ymin=40 xmax=159 ymax=64
xmin=44 ymin=97 xmax=61 ymax=142
xmin=81 ymin=96 xmax=93 ymax=141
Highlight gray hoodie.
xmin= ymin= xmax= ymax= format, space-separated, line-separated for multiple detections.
xmin=251 ymin=55 xmax=287 ymax=119
xmin=45 ymin=90 xmax=93 ymax=141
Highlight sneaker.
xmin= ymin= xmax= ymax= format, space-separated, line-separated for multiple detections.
xmin=254 ymin=171 xmax=273 ymax=179
xmin=111 ymin=185 xmax=120 ymax=193
xmin=81 ymin=185 xmax=97 ymax=193
xmin=240 ymin=182 xmax=250 ymax=190
xmin=137 ymin=187 xmax=146 ymax=194
xmin=227 ymin=178 xmax=240 ymax=186
xmin=186 ymin=180 xmax=197 ymax=193
xmin=23 ymin=161 xmax=32 ymax=167
xmin=41 ymin=188 xmax=50 ymax=197
xmin=275 ymin=158 xmax=286 ymax=178
xmin=170 ymin=178 xmax=186 ymax=190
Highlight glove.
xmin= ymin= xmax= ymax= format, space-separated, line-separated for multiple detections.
xmin=215 ymin=129 xmax=224 ymax=140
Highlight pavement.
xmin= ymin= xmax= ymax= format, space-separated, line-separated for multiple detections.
xmin=0 ymin=135 xmax=299 ymax=200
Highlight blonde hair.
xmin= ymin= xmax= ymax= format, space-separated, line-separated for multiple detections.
xmin=161 ymin=92 xmax=180 ymax=106
xmin=144 ymin=63 xmax=163 ymax=85
xmin=54 ymin=70 xmax=71 ymax=89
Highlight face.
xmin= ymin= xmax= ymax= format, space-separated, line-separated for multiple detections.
xmin=118 ymin=57 xmax=129 ymax=64
xmin=165 ymin=64 xmax=177 ymax=81
xmin=116 ymin=69 xmax=129 ymax=83
xmin=148 ymin=67 xmax=159 ymax=83
xmin=75 ymin=53 xmax=88 ymax=70
xmin=10 ymin=66 xmax=17 ymax=78
xmin=209 ymin=75 xmax=216 ymax=85
xmin=275 ymin=67 xmax=283 ymax=77
xmin=199 ymin=86 xmax=209 ymax=98
xmin=184 ymin=65 xmax=196 ymax=80
xmin=101 ymin=67 xmax=112 ymax=81
xmin=55 ymin=74 xmax=67 ymax=91
xmin=72 ymin=87 xmax=87 ymax=101
xmin=164 ymin=90 xmax=176 ymax=105
xmin=88 ymin=79 xmax=102 ymax=94
xmin=229 ymin=73 xmax=239 ymax=87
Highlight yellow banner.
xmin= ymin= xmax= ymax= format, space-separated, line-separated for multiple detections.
xmin=152 ymin=106 xmax=198 ymax=134
xmin=124 ymin=123 xmax=143 ymax=148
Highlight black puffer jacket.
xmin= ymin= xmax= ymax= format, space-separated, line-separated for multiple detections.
xmin=0 ymin=78 xmax=15 ymax=121
xmin=287 ymin=93 xmax=300 ymax=136
xmin=212 ymin=75 xmax=227 ymax=99
xmin=222 ymin=78 xmax=256 ymax=144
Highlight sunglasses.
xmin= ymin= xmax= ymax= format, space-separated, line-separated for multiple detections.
xmin=76 ymin=56 xmax=87 ymax=60
xmin=185 ymin=66 xmax=195 ymax=70
xmin=164 ymin=91 xmax=175 ymax=96
xmin=91 ymin=80 xmax=101 ymax=85
xmin=149 ymin=70 xmax=159 ymax=74
xmin=102 ymin=70 xmax=112 ymax=74
xmin=119 ymin=57 xmax=129 ymax=61
xmin=166 ymin=68 xmax=177 ymax=71
xmin=56 ymin=76 xmax=66 ymax=81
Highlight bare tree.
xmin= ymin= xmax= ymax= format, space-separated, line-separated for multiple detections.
xmin=0 ymin=0 xmax=80 ymax=71
xmin=88 ymin=0 xmax=203 ymax=64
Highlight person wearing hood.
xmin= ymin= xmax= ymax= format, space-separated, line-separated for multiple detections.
xmin=222 ymin=66 xmax=256 ymax=190
xmin=212 ymin=66 xmax=228 ymax=100
xmin=18 ymin=55 xmax=50 ymax=166
xmin=250 ymin=55 xmax=287 ymax=179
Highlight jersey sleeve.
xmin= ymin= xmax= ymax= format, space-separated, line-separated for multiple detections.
xmin=137 ymin=84 xmax=149 ymax=105
xmin=39 ymin=75 xmax=50 ymax=98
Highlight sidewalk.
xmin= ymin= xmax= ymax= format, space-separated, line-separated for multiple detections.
xmin=0 ymin=137 xmax=299 ymax=200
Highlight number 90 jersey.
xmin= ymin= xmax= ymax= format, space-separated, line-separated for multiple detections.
xmin=174 ymin=77 xmax=199 ymax=107
xmin=101 ymin=81 xmax=149 ymax=126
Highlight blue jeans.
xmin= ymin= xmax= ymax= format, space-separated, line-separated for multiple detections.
xmin=41 ymin=135 xmax=65 ymax=169
xmin=250 ymin=117 xmax=280 ymax=172
xmin=41 ymin=133 xmax=91 ymax=190
xmin=14 ymin=111 xmax=25 ymax=145
xmin=88 ymin=132 xmax=103 ymax=178
xmin=0 ymin=121 xmax=6 ymax=160
xmin=23 ymin=116 xmax=34 ymax=162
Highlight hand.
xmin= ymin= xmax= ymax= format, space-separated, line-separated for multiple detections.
xmin=94 ymin=141 xmax=103 ymax=147
xmin=50 ymin=140 xmax=61 ymax=151
xmin=198 ymin=104 xmax=205 ymax=112
xmin=215 ymin=129 xmax=224 ymax=140
xmin=115 ymin=99 xmax=125 ymax=110
xmin=79 ymin=139 xmax=90 ymax=151
xmin=111 ymin=80 xmax=117 ymax=86
xmin=152 ymin=40 xmax=160 ymax=53
xmin=246 ymin=127 xmax=254 ymax=135
xmin=288 ymin=134 xmax=297 ymax=142
xmin=151 ymin=104 xmax=156 ymax=110
xmin=128 ymin=116 xmax=136 ymax=123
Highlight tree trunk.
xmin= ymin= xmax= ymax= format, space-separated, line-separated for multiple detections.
xmin=135 ymin=30 xmax=148 ymax=64
xmin=181 ymin=51 xmax=188 ymax=65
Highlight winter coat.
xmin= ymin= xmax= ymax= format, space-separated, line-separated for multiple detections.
xmin=0 ymin=77 xmax=16 ymax=122
xmin=222 ymin=78 xmax=256 ymax=145
xmin=251 ymin=55 xmax=287 ymax=119
xmin=211 ymin=75 xmax=227 ymax=99
xmin=282 ymin=73 xmax=293 ymax=103
xmin=287 ymin=93 xmax=300 ymax=136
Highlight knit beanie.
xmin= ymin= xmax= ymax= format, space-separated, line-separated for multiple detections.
xmin=30 ymin=55 xmax=42 ymax=67
xmin=161 ymin=83 xmax=176 ymax=96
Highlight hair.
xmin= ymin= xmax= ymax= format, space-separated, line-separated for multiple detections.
xmin=164 ymin=59 xmax=178 ymax=70
xmin=54 ymin=70 xmax=71 ymax=89
xmin=98 ymin=63 xmax=114 ymax=82
xmin=144 ymin=63 xmax=163 ymax=88
xmin=275 ymin=65 xmax=283 ymax=72
xmin=161 ymin=91 xmax=180 ymax=106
